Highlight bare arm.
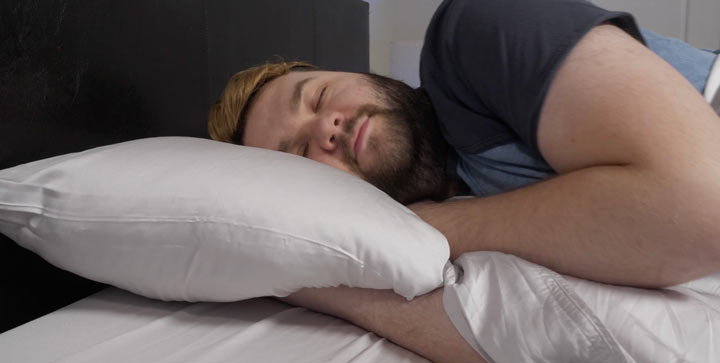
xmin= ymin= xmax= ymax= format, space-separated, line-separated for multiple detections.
xmin=411 ymin=24 xmax=720 ymax=288
xmin=280 ymin=287 xmax=485 ymax=363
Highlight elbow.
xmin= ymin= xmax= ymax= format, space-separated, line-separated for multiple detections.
xmin=689 ymin=174 xmax=720 ymax=260
xmin=642 ymin=165 xmax=720 ymax=286
xmin=667 ymin=179 xmax=720 ymax=284
xmin=701 ymin=225 xmax=720 ymax=270
xmin=707 ymin=219 xmax=720 ymax=256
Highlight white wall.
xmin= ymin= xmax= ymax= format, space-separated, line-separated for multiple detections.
xmin=365 ymin=0 xmax=442 ymax=77
xmin=686 ymin=0 xmax=720 ymax=50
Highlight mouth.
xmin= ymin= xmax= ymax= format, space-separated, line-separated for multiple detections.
xmin=352 ymin=116 xmax=370 ymax=161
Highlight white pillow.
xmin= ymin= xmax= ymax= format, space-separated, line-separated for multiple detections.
xmin=0 ymin=137 xmax=449 ymax=301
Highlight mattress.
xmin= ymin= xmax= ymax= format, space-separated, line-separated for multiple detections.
xmin=0 ymin=287 xmax=427 ymax=363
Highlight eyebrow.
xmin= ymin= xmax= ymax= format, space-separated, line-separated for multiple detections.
xmin=291 ymin=77 xmax=314 ymax=113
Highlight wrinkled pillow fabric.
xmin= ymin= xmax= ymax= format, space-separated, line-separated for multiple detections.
xmin=0 ymin=137 xmax=449 ymax=301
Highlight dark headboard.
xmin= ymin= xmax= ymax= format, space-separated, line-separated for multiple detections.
xmin=0 ymin=0 xmax=368 ymax=332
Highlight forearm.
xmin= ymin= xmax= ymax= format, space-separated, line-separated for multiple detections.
xmin=416 ymin=164 xmax=720 ymax=288
xmin=279 ymin=287 xmax=485 ymax=363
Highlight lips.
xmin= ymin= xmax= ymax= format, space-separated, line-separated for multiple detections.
xmin=353 ymin=116 xmax=370 ymax=161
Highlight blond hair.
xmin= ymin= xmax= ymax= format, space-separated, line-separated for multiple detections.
xmin=208 ymin=61 xmax=316 ymax=144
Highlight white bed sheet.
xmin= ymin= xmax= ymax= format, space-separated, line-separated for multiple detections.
xmin=704 ymin=53 xmax=720 ymax=103
xmin=3 ymin=253 xmax=719 ymax=363
xmin=443 ymin=252 xmax=720 ymax=363
xmin=0 ymin=288 xmax=428 ymax=363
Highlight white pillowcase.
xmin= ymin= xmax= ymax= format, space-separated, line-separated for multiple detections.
xmin=0 ymin=137 xmax=449 ymax=301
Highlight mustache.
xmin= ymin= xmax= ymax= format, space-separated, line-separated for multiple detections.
xmin=336 ymin=114 xmax=360 ymax=163
xmin=341 ymin=104 xmax=401 ymax=135
xmin=338 ymin=104 xmax=400 ymax=151
xmin=335 ymin=104 xmax=398 ymax=169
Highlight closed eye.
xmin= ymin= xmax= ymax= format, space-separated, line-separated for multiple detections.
xmin=315 ymin=86 xmax=326 ymax=112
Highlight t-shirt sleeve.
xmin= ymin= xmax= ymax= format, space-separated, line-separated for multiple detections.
xmin=420 ymin=0 xmax=643 ymax=155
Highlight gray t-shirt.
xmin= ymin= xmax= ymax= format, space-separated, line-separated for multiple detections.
xmin=420 ymin=0 xmax=642 ymax=156
xmin=456 ymin=28 xmax=717 ymax=197
xmin=418 ymin=0 xmax=716 ymax=196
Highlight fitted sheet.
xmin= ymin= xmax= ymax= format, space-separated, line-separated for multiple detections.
xmin=0 ymin=288 xmax=427 ymax=363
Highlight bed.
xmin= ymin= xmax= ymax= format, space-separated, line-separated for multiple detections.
xmin=2 ymin=1 xmax=720 ymax=363
xmin=0 ymin=288 xmax=427 ymax=362
xmin=1 ymin=250 xmax=719 ymax=363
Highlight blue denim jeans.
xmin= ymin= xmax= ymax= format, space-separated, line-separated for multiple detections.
xmin=640 ymin=28 xmax=718 ymax=94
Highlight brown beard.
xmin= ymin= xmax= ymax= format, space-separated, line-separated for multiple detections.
xmin=333 ymin=75 xmax=454 ymax=205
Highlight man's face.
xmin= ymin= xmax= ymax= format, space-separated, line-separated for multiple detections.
xmin=243 ymin=70 xmax=450 ymax=203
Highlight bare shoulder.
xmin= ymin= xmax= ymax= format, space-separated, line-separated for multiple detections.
xmin=537 ymin=24 xmax=720 ymax=174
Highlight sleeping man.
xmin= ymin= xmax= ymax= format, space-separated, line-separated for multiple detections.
xmin=208 ymin=0 xmax=720 ymax=361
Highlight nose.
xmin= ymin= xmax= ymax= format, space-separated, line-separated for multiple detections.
xmin=311 ymin=111 xmax=345 ymax=151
